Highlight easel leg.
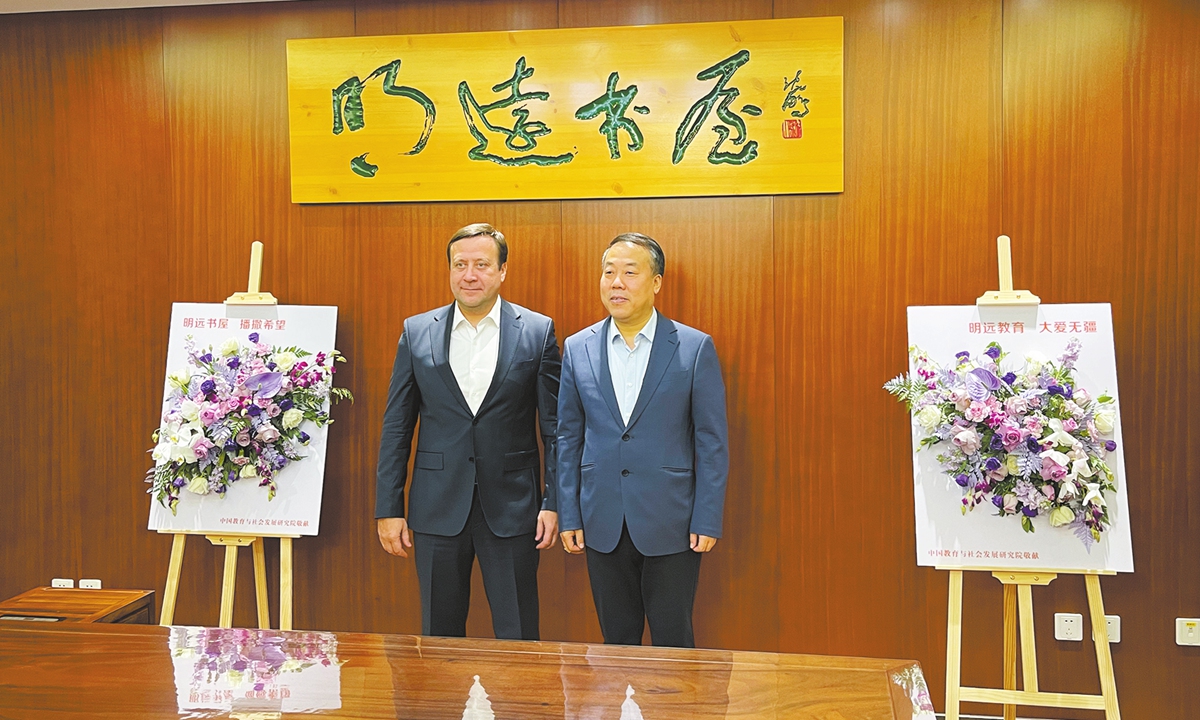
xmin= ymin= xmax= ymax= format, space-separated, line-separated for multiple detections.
xmin=1085 ymin=574 xmax=1121 ymax=720
xmin=945 ymin=570 xmax=963 ymax=720
xmin=1002 ymin=584 xmax=1017 ymax=720
xmin=160 ymin=533 xmax=186 ymax=626
xmin=279 ymin=537 xmax=293 ymax=631
xmin=219 ymin=544 xmax=239 ymax=628
xmin=252 ymin=537 xmax=270 ymax=629
xmin=1017 ymin=583 xmax=1039 ymax=692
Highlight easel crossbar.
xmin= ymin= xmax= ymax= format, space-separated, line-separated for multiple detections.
xmin=960 ymin=687 xmax=1107 ymax=710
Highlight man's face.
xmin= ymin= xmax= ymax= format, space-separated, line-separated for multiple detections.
xmin=600 ymin=241 xmax=661 ymax=323
xmin=449 ymin=234 xmax=506 ymax=311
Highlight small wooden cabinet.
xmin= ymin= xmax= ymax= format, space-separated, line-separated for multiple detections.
xmin=0 ymin=587 xmax=154 ymax=625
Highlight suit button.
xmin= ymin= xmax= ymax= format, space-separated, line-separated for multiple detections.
xmin=622 ymin=433 xmax=630 ymax=442
xmin=468 ymin=457 xmax=474 ymax=463
xmin=621 ymin=469 xmax=630 ymax=477
xmin=472 ymin=418 xmax=479 ymax=426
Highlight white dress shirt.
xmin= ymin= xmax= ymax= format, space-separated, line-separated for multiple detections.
xmin=607 ymin=309 xmax=658 ymax=426
xmin=450 ymin=298 xmax=503 ymax=415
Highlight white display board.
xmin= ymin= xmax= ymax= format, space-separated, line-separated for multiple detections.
xmin=148 ymin=303 xmax=338 ymax=536
xmin=906 ymin=303 xmax=1133 ymax=572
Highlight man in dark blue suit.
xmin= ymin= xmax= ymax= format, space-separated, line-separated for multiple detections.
xmin=376 ymin=223 xmax=561 ymax=640
xmin=556 ymin=232 xmax=729 ymax=648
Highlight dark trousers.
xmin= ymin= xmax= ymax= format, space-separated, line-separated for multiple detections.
xmin=413 ymin=488 xmax=540 ymax=640
xmin=585 ymin=523 xmax=703 ymax=648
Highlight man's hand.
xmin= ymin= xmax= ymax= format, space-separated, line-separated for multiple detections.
xmin=560 ymin=529 xmax=586 ymax=554
xmin=690 ymin=534 xmax=718 ymax=553
xmin=378 ymin=517 xmax=412 ymax=558
xmin=535 ymin=511 xmax=559 ymax=549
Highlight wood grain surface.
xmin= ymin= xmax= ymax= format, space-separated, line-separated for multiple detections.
xmin=0 ymin=623 xmax=927 ymax=719
xmin=1 ymin=1 xmax=1197 ymax=718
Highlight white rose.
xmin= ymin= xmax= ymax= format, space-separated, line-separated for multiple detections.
xmin=239 ymin=464 xmax=258 ymax=479
xmin=1049 ymin=505 xmax=1075 ymax=527
xmin=186 ymin=476 xmax=210 ymax=495
xmin=915 ymin=406 xmax=942 ymax=431
xmin=1094 ymin=408 xmax=1116 ymax=434
xmin=220 ymin=338 xmax=240 ymax=357
xmin=168 ymin=368 xmax=191 ymax=390
xmin=272 ymin=352 xmax=298 ymax=373
xmin=282 ymin=408 xmax=304 ymax=430
xmin=180 ymin=399 xmax=201 ymax=423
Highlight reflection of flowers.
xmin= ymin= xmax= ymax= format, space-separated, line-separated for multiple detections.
xmin=170 ymin=627 xmax=341 ymax=690
xmin=886 ymin=339 xmax=1119 ymax=548
xmin=148 ymin=333 xmax=353 ymax=512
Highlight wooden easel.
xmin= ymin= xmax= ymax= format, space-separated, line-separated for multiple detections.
xmin=940 ymin=237 xmax=1120 ymax=719
xmin=158 ymin=242 xmax=299 ymax=631
xmin=941 ymin=567 xmax=1120 ymax=720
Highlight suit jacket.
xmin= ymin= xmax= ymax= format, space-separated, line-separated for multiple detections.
xmin=375 ymin=299 xmax=561 ymax=538
xmin=556 ymin=314 xmax=729 ymax=556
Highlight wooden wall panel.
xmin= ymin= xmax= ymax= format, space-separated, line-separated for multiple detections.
xmin=1 ymin=1 xmax=1199 ymax=717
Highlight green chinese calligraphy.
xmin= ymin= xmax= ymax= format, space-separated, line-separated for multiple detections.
xmin=332 ymin=58 xmax=436 ymax=162
xmin=782 ymin=70 xmax=810 ymax=118
xmin=575 ymin=71 xmax=650 ymax=160
xmin=673 ymin=50 xmax=761 ymax=166
xmin=350 ymin=153 xmax=379 ymax=178
xmin=458 ymin=56 xmax=575 ymax=167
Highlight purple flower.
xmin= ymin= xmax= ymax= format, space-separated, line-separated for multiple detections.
xmin=228 ymin=357 xmax=240 ymax=369
xmin=267 ymin=362 xmax=277 ymax=370
xmin=1002 ymin=372 xmax=1017 ymax=385
xmin=966 ymin=367 xmax=1001 ymax=401
xmin=955 ymin=351 xmax=971 ymax=362
xmin=955 ymin=473 xmax=969 ymax=487
xmin=1047 ymin=384 xmax=1065 ymax=397
xmin=273 ymin=456 xmax=289 ymax=470
xmin=298 ymin=431 xmax=311 ymax=444
xmin=1022 ymin=506 xmax=1038 ymax=517
xmin=199 ymin=353 xmax=213 ymax=363
xmin=985 ymin=345 xmax=1001 ymax=360
xmin=200 ymin=379 xmax=216 ymax=395
xmin=1105 ymin=440 xmax=1118 ymax=452
xmin=248 ymin=332 xmax=260 ymax=343
xmin=989 ymin=434 xmax=1005 ymax=451
xmin=278 ymin=398 xmax=293 ymax=411
xmin=985 ymin=457 xmax=1001 ymax=472
xmin=992 ymin=495 xmax=1004 ymax=508
xmin=223 ymin=439 xmax=238 ymax=452
xmin=173 ymin=477 xmax=185 ymax=488
xmin=245 ymin=372 xmax=284 ymax=398
xmin=1064 ymin=385 xmax=1074 ymax=399
xmin=247 ymin=405 xmax=262 ymax=417
xmin=1026 ymin=436 xmax=1041 ymax=452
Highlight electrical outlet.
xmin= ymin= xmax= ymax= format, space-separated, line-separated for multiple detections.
xmin=1091 ymin=614 xmax=1121 ymax=643
xmin=79 ymin=579 xmax=101 ymax=590
xmin=1054 ymin=612 xmax=1084 ymax=641
xmin=50 ymin=578 xmax=74 ymax=589
xmin=1177 ymin=618 xmax=1200 ymax=646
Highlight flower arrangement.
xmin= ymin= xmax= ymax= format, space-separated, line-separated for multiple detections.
xmin=170 ymin=626 xmax=341 ymax=689
xmin=885 ymin=339 xmax=1119 ymax=548
xmin=148 ymin=332 xmax=352 ymax=513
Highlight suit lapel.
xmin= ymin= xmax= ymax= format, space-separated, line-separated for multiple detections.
xmin=431 ymin=302 xmax=472 ymax=415
xmin=585 ymin=319 xmax=625 ymax=429
xmin=477 ymin=299 xmax=521 ymax=413
xmin=624 ymin=314 xmax=679 ymax=431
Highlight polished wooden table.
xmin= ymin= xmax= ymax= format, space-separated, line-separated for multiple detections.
xmin=0 ymin=587 xmax=154 ymax=624
xmin=0 ymin=623 xmax=934 ymax=719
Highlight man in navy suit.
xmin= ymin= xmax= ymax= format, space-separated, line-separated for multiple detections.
xmin=556 ymin=232 xmax=729 ymax=648
xmin=376 ymin=223 xmax=561 ymax=640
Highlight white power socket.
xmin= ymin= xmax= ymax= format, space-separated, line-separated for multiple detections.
xmin=1054 ymin=612 xmax=1084 ymax=641
xmin=1177 ymin=618 xmax=1200 ymax=646
xmin=1091 ymin=614 xmax=1121 ymax=643
xmin=50 ymin=578 xmax=74 ymax=588
xmin=79 ymin=579 xmax=102 ymax=590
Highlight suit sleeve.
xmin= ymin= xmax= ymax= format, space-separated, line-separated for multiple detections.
xmin=555 ymin=339 xmax=586 ymax=532
xmin=375 ymin=322 xmax=421 ymax=519
xmin=689 ymin=335 xmax=729 ymax=538
xmin=537 ymin=318 xmax=562 ymax=512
